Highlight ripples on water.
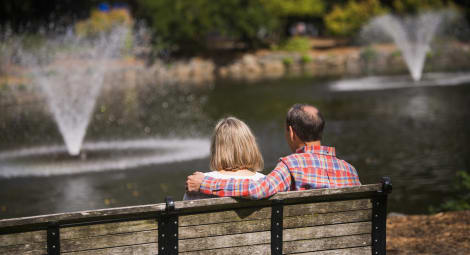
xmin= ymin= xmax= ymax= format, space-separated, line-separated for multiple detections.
xmin=0 ymin=74 xmax=469 ymax=218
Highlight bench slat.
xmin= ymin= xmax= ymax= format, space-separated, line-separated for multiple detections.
xmin=180 ymin=218 xmax=270 ymax=239
xmin=293 ymin=246 xmax=372 ymax=255
xmin=62 ymin=242 xmax=158 ymax=255
xmin=180 ymin=207 xmax=271 ymax=226
xmin=180 ymin=199 xmax=371 ymax=227
xmin=179 ymin=231 xmax=270 ymax=252
xmin=283 ymin=234 xmax=371 ymax=254
xmin=61 ymin=219 xmax=158 ymax=240
xmin=179 ymin=243 xmax=270 ymax=255
xmin=178 ymin=222 xmax=371 ymax=253
xmin=179 ymin=209 xmax=370 ymax=240
xmin=284 ymin=222 xmax=371 ymax=241
xmin=284 ymin=209 xmax=371 ymax=229
xmin=61 ymin=229 xmax=157 ymax=252
xmin=284 ymin=199 xmax=371 ymax=217
xmin=0 ymin=230 xmax=46 ymax=246
xmin=0 ymin=242 xmax=46 ymax=255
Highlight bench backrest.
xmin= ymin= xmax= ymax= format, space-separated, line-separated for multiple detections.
xmin=0 ymin=177 xmax=391 ymax=255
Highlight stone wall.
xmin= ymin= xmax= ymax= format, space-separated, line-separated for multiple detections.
xmin=132 ymin=42 xmax=470 ymax=86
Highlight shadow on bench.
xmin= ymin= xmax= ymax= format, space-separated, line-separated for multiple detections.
xmin=0 ymin=177 xmax=392 ymax=255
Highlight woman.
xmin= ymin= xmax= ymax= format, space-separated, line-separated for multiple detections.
xmin=184 ymin=117 xmax=265 ymax=200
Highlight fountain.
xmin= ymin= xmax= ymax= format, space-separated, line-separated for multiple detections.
xmin=330 ymin=10 xmax=470 ymax=92
xmin=0 ymin=22 xmax=211 ymax=178
xmin=21 ymin=27 xmax=129 ymax=156
xmin=363 ymin=10 xmax=454 ymax=81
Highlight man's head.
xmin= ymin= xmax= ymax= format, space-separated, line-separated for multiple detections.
xmin=285 ymin=104 xmax=325 ymax=151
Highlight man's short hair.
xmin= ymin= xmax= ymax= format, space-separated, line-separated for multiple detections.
xmin=286 ymin=104 xmax=325 ymax=142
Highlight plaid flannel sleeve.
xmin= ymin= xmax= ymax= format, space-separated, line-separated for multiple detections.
xmin=198 ymin=161 xmax=292 ymax=199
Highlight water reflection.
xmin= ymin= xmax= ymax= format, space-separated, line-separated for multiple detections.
xmin=0 ymin=75 xmax=469 ymax=218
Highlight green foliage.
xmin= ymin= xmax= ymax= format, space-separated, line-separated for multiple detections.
xmin=430 ymin=171 xmax=470 ymax=213
xmin=391 ymin=50 xmax=402 ymax=58
xmin=261 ymin=0 xmax=326 ymax=17
xmin=136 ymin=0 xmax=279 ymax=52
xmin=325 ymin=0 xmax=388 ymax=37
xmin=282 ymin=56 xmax=294 ymax=66
xmin=75 ymin=8 xmax=134 ymax=37
xmin=301 ymin=54 xmax=313 ymax=63
xmin=360 ymin=46 xmax=378 ymax=61
xmin=277 ymin=36 xmax=311 ymax=52
xmin=393 ymin=0 xmax=449 ymax=14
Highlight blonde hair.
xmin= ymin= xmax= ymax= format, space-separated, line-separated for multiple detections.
xmin=210 ymin=117 xmax=264 ymax=172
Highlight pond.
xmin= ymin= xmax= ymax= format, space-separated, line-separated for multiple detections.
xmin=0 ymin=73 xmax=469 ymax=218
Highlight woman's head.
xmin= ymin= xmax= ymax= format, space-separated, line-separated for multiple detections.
xmin=210 ymin=117 xmax=264 ymax=172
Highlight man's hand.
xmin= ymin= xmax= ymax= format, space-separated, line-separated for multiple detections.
xmin=186 ymin=172 xmax=205 ymax=192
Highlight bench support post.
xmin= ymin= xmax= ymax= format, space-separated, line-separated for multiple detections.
xmin=47 ymin=222 xmax=60 ymax=255
xmin=159 ymin=196 xmax=178 ymax=255
xmin=271 ymin=199 xmax=283 ymax=255
xmin=372 ymin=177 xmax=392 ymax=255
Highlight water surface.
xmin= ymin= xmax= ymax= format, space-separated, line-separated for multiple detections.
xmin=0 ymin=75 xmax=469 ymax=218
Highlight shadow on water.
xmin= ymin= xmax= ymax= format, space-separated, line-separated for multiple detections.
xmin=0 ymin=74 xmax=470 ymax=218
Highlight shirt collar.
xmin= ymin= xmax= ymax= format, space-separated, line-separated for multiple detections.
xmin=295 ymin=145 xmax=336 ymax=156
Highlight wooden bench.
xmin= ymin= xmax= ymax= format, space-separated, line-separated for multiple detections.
xmin=0 ymin=177 xmax=392 ymax=255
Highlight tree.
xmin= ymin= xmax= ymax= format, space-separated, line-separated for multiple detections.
xmin=324 ymin=0 xmax=388 ymax=37
xmin=136 ymin=0 xmax=279 ymax=52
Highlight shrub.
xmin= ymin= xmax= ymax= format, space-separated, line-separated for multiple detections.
xmin=136 ymin=0 xmax=279 ymax=52
xmin=393 ymin=0 xmax=448 ymax=14
xmin=278 ymin=36 xmax=311 ymax=52
xmin=360 ymin=46 xmax=378 ymax=61
xmin=324 ymin=0 xmax=388 ymax=37
xmin=429 ymin=170 xmax=470 ymax=212
xmin=75 ymin=8 xmax=134 ymax=37
xmin=282 ymin=57 xmax=294 ymax=67
xmin=301 ymin=54 xmax=313 ymax=63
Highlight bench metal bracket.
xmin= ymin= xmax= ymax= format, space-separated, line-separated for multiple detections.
xmin=159 ymin=196 xmax=178 ymax=255
xmin=372 ymin=177 xmax=392 ymax=255
xmin=47 ymin=222 xmax=60 ymax=255
xmin=271 ymin=199 xmax=283 ymax=255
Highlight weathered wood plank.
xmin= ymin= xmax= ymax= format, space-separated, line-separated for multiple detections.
xmin=0 ymin=184 xmax=380 ymax=231
xmin=284 ymin=222 xmax=371 ymax=241
xmin=0 ymin=203 xmax=165 ymax=230
xmin=178 ymin=222 xmax=370 ymax=253
xmin=179 ymin=209 xmax=370 ymax=239
xmin=179 ymin=199 xmax=371 ymax=227
xmin=0 ymin=230 xmax=46 ymax=246
xmin=63 ymin=243 xmax=158 ymax=255
xmin=293 ymin=246 xmax=372 ymax=255
xmin=284 ymin=199 xmax=371 ymax=217
xmin=177 ymin=184 xmax=380 ymax=212
xmin=61 ymin=219 xmax=158 ymax=240
xmin=180 ymin=219 xmax=270 ymax=239
xmin=284 ymin=209 xmax=371 ymax=229
xmin=179 ymin=244 xmax=270 ymax=255
xmin=179 ymin=231 xmax=270 ymax=252
xmin=179 ymin=207 xmax=271 ymax=226
xmin=0 ymin=242 xmax=46 ymax=255
xmin=61 ymin=229 xmax=157 ymax=252
xmin=283 ymin=234 xmax=371 ymax=254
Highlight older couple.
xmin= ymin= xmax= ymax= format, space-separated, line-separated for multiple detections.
xmin=185 ymin=103 xmax=361 ymax=200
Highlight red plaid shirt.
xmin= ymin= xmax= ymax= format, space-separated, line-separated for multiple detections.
xmin=199 ymin=145 xmax=361 ymax=199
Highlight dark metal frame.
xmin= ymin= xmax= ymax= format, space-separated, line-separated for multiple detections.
xmin=271 ymin=199 xmax=284 ymax=255
xmin=47 ymin=222 xmax=60 ymax=255
xmin=158 ymin=197 xmax=179 ymax=255
xmin=2 ymin=179 xmax=392 ymax=255
xmin=371 ymin=177 xmax=392 ymax=255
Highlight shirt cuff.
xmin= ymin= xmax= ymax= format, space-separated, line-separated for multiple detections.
xmin=199 ymin=175 xmax=214 ymax=195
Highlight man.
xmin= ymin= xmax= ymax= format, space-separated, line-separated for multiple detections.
xmin=186 ymin=104 xmax=361 ymax=199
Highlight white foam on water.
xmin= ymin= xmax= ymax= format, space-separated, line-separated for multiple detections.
xmin=0 ymin=138 xmax=210 ymax=177
xmin=330 ymin=72 xmax=470 ymax=92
